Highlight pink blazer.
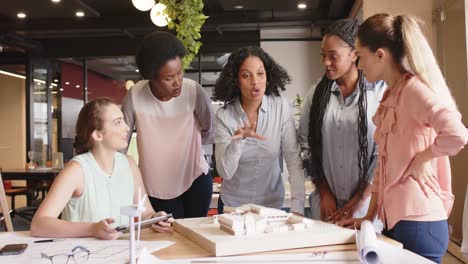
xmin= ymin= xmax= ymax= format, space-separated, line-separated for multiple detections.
xmin=372 ymin=74 xmax=468 ymax=229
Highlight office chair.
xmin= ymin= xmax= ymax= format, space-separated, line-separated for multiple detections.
xmin=0 ymin=170 xmax=37 ymax=226
xmin=3 ymin=180 xmax=28 ymax=210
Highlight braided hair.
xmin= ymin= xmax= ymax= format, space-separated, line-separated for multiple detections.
xmin=307 ymin=19 xmax=369 ymax=197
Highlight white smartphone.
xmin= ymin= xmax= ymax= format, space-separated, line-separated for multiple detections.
xmin=115 ymin=213 xmax=173 ymax=233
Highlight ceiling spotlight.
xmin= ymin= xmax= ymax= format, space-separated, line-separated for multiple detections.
xmin=233 ymin=5 xmax=244 ymax=9
xmin=51 ymin=0 xmax=61 ymax=3
xmin=65 ymin=81 xmax=69 ymax=85
xmin=76 ymin=11 xmax=85 ymax=17
xmin=132 ymin=0 xmax=155 ymax=11
xmin=53 ymin=79 xmax=58 ymax=82
xmin=298 ymin=3 xmax=307 ymax=9
xmin=76 ymin=85 xmax=80 ymax=88
xmin=150 ymin=3 xmax=170 ymax=27
xmin=135 ymin=69 xmax=139 ymax=72
xmin=60 ymin=88 xmax=63 ymax=91
xmin=17 ymin=12 xmax=27 ymax=19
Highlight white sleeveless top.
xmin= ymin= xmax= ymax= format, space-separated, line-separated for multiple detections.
xmin=61 ymin=152 xmax=134 ymax=226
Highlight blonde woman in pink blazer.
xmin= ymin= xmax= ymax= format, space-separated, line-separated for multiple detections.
xmin=339 ymin=13 xmax=468 ymax=263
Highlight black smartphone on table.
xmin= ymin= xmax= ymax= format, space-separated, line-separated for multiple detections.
xmin=0 ymin=243 xmax=28 ymax=256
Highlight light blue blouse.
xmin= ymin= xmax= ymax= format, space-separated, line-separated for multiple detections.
xmin=215 ymin=95 xmax=306 ymax=214
xmin=298 ymin=80 xmax=386 ymax=205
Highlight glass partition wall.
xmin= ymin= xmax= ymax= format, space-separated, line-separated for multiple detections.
xmin=58 ymin=58 xmax=84 ymax=162
xmin=28 ymin=59 xmax=60 ymax=167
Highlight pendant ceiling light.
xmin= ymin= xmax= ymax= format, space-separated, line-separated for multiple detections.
xmin=131 ymin=0 xmax=155 ymax=11
xmin=150 ymin=3 xmax=170 ymax=27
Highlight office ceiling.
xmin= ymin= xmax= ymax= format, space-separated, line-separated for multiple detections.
xmin=0 ymin=0 xmax=357 ymax=80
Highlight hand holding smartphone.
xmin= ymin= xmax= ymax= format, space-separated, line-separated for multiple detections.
xmin=114 ymin=213 xmax=173 ymax=233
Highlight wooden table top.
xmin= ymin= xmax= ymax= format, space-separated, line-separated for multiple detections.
xmin=132 ymin=227 xmax=402 ymax=260
xmin=8 ymin=226 xmax=402 ymax=260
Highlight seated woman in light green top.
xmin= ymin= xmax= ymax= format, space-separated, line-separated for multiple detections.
xmin=31 ymin=98 xmax=173 ymax=240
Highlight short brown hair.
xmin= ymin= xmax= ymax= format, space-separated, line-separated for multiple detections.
xmin=73 ymin=97 xmax=115 ymax=155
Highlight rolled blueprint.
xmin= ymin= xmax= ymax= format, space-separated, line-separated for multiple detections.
xmin=357 ymin=220 xmax=380 ymax=264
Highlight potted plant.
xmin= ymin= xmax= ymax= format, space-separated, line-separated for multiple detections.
xmin=160 ymin=0 xmax=208 ymax=68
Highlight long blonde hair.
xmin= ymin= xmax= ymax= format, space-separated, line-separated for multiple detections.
xmin=358 ymin=13 xmax=454 ymax=104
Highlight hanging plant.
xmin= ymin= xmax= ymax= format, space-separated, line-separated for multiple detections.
xmin=160 ymin=0 xmax=208 ymax=69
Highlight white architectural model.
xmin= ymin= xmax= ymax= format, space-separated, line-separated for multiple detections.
xmin=120 ymin=189 xmax=147 ymax=264
xmin=217 ymin=204 xmax=314 ymax=236
xmin=173 ymin=203 xmax=356 ymax=256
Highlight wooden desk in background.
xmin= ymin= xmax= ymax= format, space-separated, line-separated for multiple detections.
xmin=1 ymin=168 xmax=61 ymax=206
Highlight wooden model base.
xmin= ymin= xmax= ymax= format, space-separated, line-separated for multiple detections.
xmin=173 ymin=216 xmax=356 ymax=256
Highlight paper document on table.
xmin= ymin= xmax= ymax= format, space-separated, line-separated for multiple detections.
xmin=155 ymin=252 xmax=360 ymax=263
xmin=0 ymin=232 xmax=173 ymax=264
xmin=376 ymin=240 xmax=433 ymax=263
xmin=356 ymin=220 xmax=433 ymax=264
xmin=155 ymin=244 xmax=433 ymax=264
xmin=356 ymin=220 xmax=380 ymax=264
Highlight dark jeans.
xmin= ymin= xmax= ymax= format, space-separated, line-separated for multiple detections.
xmin=217 ymin=196 xmax=290 ymax=215
xmin=383 ymin=220 xmax=449 ymax=264
xmin=149 ymin=172 xmax=213 ymax=219
xmin=217 ymin=195 xmax=225 ymax=214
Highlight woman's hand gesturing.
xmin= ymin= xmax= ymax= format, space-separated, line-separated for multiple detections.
xmin=231 ymin=120 xmax=266 ymax=140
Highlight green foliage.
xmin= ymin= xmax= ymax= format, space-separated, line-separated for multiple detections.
xmin=294 ymin=93 xmax=304 ymax=116
xmin=292 ymin=93 xmax=304 ymax=128
xmin=160 ymin=0 xmax=208 ymax=69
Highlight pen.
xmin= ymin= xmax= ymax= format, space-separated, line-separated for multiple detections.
xmin=33 ymin=239 xmax=64 ymax=243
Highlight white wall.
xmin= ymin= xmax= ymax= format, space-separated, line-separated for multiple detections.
xmin=435 ymin=0 xmax=468 ymax=242
xmin=260 ymin=40 xmax=323 ymax=105
xmin=363 ymin=0 xmax=434 ymax=48
xmin=61 ymin=97 xmax=84 ymax=139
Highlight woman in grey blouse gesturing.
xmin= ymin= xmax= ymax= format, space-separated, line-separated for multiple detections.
xmin=214 ymin=46 xmax=306 ymax=215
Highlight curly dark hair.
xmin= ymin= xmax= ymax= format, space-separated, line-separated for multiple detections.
xmin=213 ymin=46 xmax=291 ymax=104
xmin=136 ymin=31 xmax=186 ymax=80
